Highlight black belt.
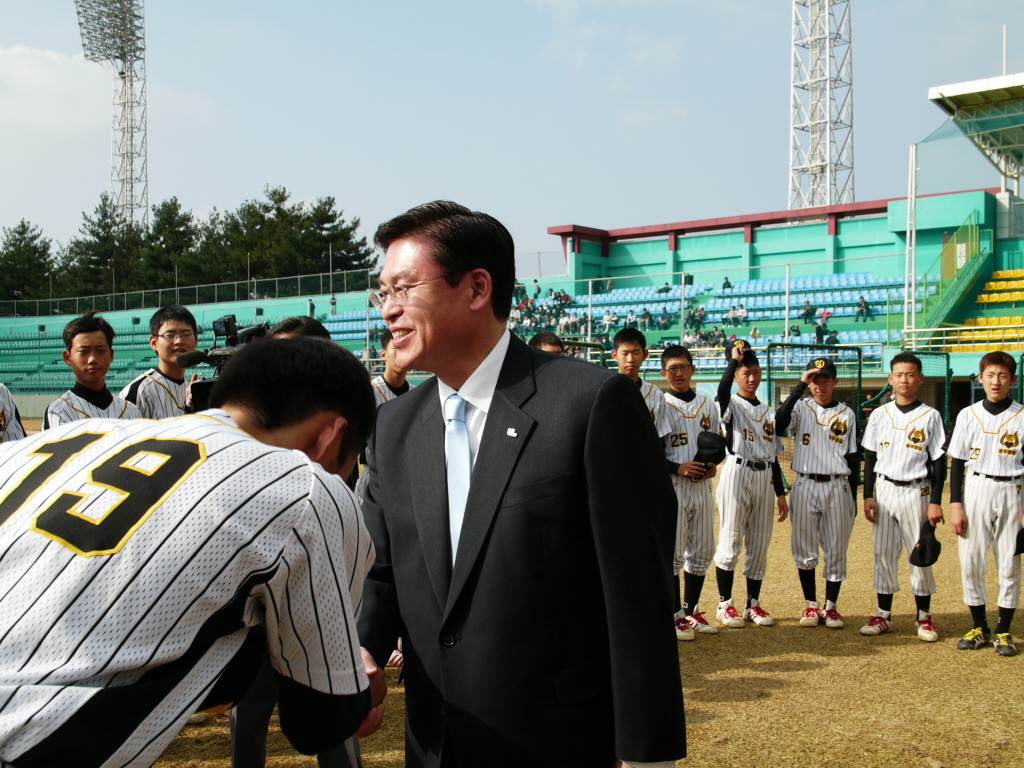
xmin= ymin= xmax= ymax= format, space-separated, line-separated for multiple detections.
xmin=878 ymin=474 xmax=923 ymax=488
xmin=736 ymin=458 xmax=768 ymax=471
xmin=974 ymin=472 xmax=1020 ymax=483
xmin=799 ymin=473 xmax=844 ymax=483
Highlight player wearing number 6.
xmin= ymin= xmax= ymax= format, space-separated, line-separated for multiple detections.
xmin=859 ymin=352 xmax=946 ymax=642
xmin=0 ymin=338 xmax=386 ymax=766
xmin=947 ymin=351 xmax=1024 ymax=657
xmin=775 ymin=357 xmax=860 ymax=629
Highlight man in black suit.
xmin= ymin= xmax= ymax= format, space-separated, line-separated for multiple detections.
xmin=358 ymin=201 xmax=685 ymax=768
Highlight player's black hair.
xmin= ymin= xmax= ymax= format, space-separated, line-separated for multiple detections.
xmin=889 ymin=352 xmax=923 ymax=373
xmin=269 ymin=316 xmax=332 ymax=340
xmin=380 ymin=328 xmax=394 ymax=349
xmin=62 ymin=311 xmax=114 ymax=349
xmin=980 ymin=350 xmax=1017 ymax=377
xmin=210 ymin=338 xmax=375 ymax=458
xmin=613 ymin=327 xmax=647 ymax=350
xmin=661 ymin=345 xmax=692 ymax=368
xmin=149 ymin=305 xmax=198 ymax=337
xmin=528 ymin=331 xmax=564 ymax=352
xmin=374 ymin=200 xmax=515 ymax=321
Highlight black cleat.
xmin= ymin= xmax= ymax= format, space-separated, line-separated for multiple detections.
xmin=957 ymin=627 xmax=991 ymax=650
xmin=994 ymin=633 xmax=1017 ymax=657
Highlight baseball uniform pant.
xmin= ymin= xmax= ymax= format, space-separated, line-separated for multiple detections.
xmin=672 ymin=476 xmax=715 ymax=577
xmin=789 ymin=475 xmax=855 ymax=582
xmin=231 ymin=650 xmax=363 ymax=768
xmin=960 ymin=473 xmax=1024 ymax=609
xmin=873 ymin=477 xmax=937 ymax=596
xmin=714 ymin=458 xmax=774 ymax=580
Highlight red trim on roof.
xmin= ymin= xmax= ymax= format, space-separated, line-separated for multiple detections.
xmin=547 ymin=188 xmax=1000 ymax=244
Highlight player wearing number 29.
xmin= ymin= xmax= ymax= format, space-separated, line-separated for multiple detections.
xmin=43 ymin=313 xmax=140 ymax=429
xmin=859 ymin=353 xmax=946 ymax=642
xmin=947 ymin=351 xmax=1024 ymax=657
xmin=774 ymin=357 xmax=860 ymax=630
xmin=0 ymin=338 xmax=386 ymax=767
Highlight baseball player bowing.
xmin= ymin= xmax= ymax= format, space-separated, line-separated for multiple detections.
xmin=713 ymin=340 xmax=788 ymax=629
xmin=947 ymin=351 xmax=1024 ymax=657
xmin=775 ymin=357 xmax=860 ymax=629
xmin=660 ymin=345 xmax=721 ymax=641
xmin=859 ymin=352 xmax=946 ymax=641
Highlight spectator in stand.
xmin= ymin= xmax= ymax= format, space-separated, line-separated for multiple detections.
xmin=659 ymin=306 xmax=672 ymax=331
xmin=657 ymin=282 xmax=671 ymax=294
xmin=724 ymin=306 xmax=738 ymax=327
xmin=722 ymin=276 xmax=732 ymax=289
xmin=682 ymin=330 xmax=696 ymax=347
xmin=330 ymin=294 xmax=337 ymax=314
xmin=533 ymin=279 xmax=541 ymax=299
xmin=801 ymin=299 xmax=815 ymax=324
xmin=735 ymin=304 xmax=748 ymax=327
xmin=684 ymin=308 xmax=695 ymax=329
xmin=640 ymin=307 xmax=653 ymax=331
xmin=603 ymin=310 xmax=614 ymax=333
xmin=789 ymin=323 xmax=801 ymax=338
xmin=750 ymin=326 xmax=762 ymax=340
xmin=625 ymin=309 xmax=637 ymax=328
xmin=820 ymin=308 xmax=833 ymax=325
xmin=814 ymin=321 xmax=828 ymax=345
xmin=606 ymin=278 xmax=615 ymax=292
xmin=854 ymin=295 xmax=871 ymax=323
xmin=825 ymin=329 xmax=840 ymax=346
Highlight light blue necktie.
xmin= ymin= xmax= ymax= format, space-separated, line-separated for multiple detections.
xmin=445 ymin=393 xmax=471 ymax=566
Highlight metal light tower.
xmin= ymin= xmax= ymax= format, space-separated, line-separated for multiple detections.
xmin=75 ymin=0 xmax=149 ymax=229
xmin=789 ymin=0 xmax=854 ymax=209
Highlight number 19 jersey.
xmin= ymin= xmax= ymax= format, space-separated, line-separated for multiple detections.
xmin=0 ymin=410 xmax=373 ymax=768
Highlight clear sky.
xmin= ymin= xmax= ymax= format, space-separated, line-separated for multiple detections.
xmin=2 ymin=1 xmax=1023 ymax=277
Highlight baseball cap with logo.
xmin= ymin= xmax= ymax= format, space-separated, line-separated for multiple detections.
xmin=724 ymin=338 xmax=758 ymax=365
xmin=805 ymin=357 xmax=838 ymax=378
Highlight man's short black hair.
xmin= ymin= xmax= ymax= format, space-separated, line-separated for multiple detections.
xmin=613 ymin=327 xmax=647 ymax=350
xmin=63 ymin=311 xmax=114 ymax=349
xmin=889 ymin=352 xmax=923 ymax=373
xmin=980 ymin=350 xmax=1017 ymax=377
xmin=150 ymin=305 xmax=198 ymax=337
xmin=528 ymin=331 xmax=564 ymax=352
xmin=661 ymin=345 xmax=692 ymax=368
xmin=269 ymin=316 xmax=332 ymax=340
xmin=374 ymin=200 xmax=515 ymax=321
xmin=380 ymin=328 xmax=393 ymax=349
xmin=210 ymin=338 xmax=375 ymax=458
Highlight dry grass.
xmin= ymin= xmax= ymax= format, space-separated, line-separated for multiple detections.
xmin=156 ymin=484 xmax=1024 ymax=767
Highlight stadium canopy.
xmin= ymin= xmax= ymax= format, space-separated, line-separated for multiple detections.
xmin=927 ymin=72 xmax=1024 ymax=179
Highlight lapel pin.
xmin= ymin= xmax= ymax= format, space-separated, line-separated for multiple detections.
xmin=507 ymin=428 xmax=518 ymax=438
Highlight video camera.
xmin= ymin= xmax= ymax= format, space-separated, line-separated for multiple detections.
xmin=176 ymin=314 xmax=270 ymax=411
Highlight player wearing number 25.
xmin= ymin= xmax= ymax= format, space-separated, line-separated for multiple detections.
xmin=0 ymin=339 xmax=386 ymax=767
xmin=358 ymin=202 xmax=684 ymax=768
xmin=43 ymin=312 xmax=140 ymax=429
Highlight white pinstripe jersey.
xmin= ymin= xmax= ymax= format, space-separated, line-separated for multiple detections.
xmin=639 ymin=379 xmax=672 ymax=438
xmin=721 ymin=395 xmax=783 ymax=462
xmin=789 ymin=399 xmax=857 ymax=475
xmin=862 ymin=401 xmax=945 ymax=481
xmin=662 ymin=391 xmax=721 ymax=466
xmin=43 ymin=390 xmax=140 ymax=430
xmin=0 ymin=384 xmax=26 ymax=444
xmin=948 ymin=400 xmax=1024 ymax=477
xmin=0 ymin=410 xmax=372 ymax=768
xmin=119 ymin=369 xmax=188 ymax=420
xmin=370 ymin=375 xmax=399 ymax=408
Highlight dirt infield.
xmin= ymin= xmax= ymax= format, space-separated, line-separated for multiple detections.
xmin=155 ymin=485 xmax=1024 ymax=767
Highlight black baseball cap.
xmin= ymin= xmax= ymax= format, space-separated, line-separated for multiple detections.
xmin=724 ymin=338 xmax=758 ymax=365
xmin=806 ymin=357 xmax=837 ymax=378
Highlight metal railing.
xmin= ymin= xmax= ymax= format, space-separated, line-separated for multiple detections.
xmin=904 ymin=323 xmax=1024 ymax=354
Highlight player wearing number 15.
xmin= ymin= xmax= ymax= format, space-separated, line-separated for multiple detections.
xmin=43 ymin=312 xmax=140 ymax=429
xmin=0 ymin=338 xmax=384 ymax=767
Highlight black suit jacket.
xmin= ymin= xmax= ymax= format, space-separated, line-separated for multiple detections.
xmin=358 ymin=335 xmax=685 ymax=768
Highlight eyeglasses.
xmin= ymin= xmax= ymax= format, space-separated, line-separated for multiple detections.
xmin=369 ymin=274 xmax=450 ymax=310
xmin=156 ymin=331 xmax=195 ymax=341
xmin=665 ymin=365 xmax=693 ymax=374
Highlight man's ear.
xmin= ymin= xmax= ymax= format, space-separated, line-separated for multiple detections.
xmin=307 ymin=414 xmax=349 ymax=473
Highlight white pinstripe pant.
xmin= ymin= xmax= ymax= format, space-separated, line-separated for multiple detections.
xmin=714 ymin=458 xmax=774 ymax=580
xmin=872 ymin=477 xmax=937 ymax=596
xmin=672 ymin=475 xmax=715 ymax=577
xmin=960 ymin=473 xmax=1024 ymax=609
xmin=789 ymin=475 xmax=855 ymax=582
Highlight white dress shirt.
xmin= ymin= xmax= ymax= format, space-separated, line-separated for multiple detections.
xmin=436 ymin=329 xmax=674 ymax=768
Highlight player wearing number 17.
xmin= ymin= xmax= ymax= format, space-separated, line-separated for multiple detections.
xmin=0 ymin=339 xmax=386 ymax=767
